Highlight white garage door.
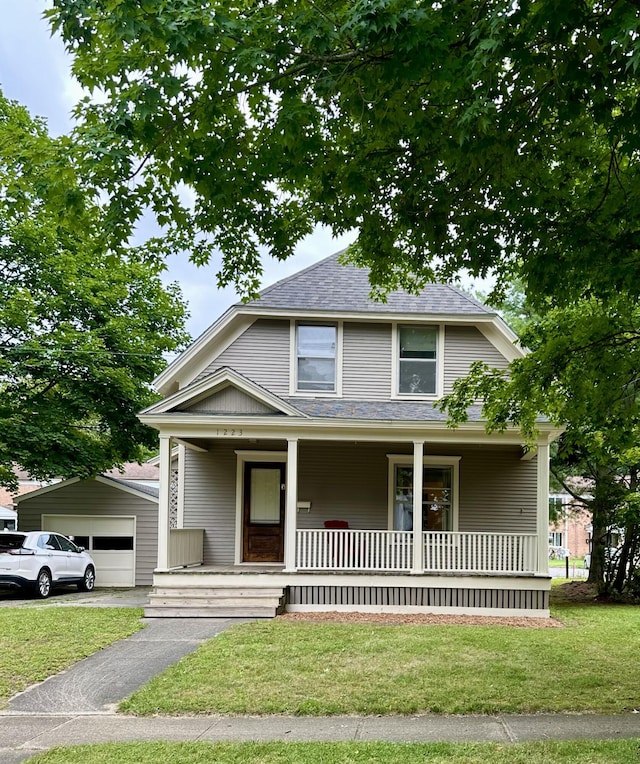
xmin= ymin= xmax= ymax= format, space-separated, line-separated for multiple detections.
xmin=42 ymin=515 xmax=136 ymax=587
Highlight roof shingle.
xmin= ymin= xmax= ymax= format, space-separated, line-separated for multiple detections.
xmin=246 ymin=251 xmax=493 ymax=316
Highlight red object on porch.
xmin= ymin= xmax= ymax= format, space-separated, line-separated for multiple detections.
xmin=323 ymin=520 xmax=350 ymax=529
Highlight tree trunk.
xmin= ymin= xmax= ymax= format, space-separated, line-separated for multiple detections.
xmin=586 ymin=490 xmax=609 ymax=593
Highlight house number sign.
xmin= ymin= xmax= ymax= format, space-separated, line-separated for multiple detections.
xmin=216 ymin=428 xmax=243 ymax=436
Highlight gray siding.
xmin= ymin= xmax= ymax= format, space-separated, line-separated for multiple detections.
xmin=180 ymin=387 xmax=276 ymax=414
xmin=458 ymin=445 xmax=537 ymax=533
xmin=444 ymin=326 xmax=510 ymax=395
xmin=342 ymin=323 xmax=392 ymax=400
xmin=16 ymin=480 xmax=158 ymax=585
xmin=183 ymin=445 xmax=238 ymax=565
xmin=199 ymin=319 xmax=290 ymax=395
xmin=192 ymin=320 xmax=509 ymax=403
xmin=182 ymin=441 xmax=537 ymax=563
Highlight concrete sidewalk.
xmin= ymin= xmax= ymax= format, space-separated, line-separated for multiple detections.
xmin=0 ymin=711 xmax=639 ymax=762
xmin=7 ymin=617 xmax=251 ymax=714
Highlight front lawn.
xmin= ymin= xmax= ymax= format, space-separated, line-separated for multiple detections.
xmin=120 ymin=596 xmax=639 ymax=716
xmin=0 ymin=607 xmax=143 ymax=707
xmin=27 ymin=740 xmax=640 ymax=764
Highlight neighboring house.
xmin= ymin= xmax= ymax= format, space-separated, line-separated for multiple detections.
xmin=1 ymin=506 xmax=17 ymax=531
xmin=548 ymin=493 xmax=592 ymax=560
xmin=140 ymin=252 xmax=561 ymax=618
xmin=0 ymin=467 xmax=58 ymax=511
xmin=14 ymin=472 xmax=161 ymax=587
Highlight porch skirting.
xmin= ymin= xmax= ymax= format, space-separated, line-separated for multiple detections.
xmin=287 ymin=584 xmax=548 ymax=618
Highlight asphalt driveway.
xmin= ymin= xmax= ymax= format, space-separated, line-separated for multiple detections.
xmin=0 ymin=585 xmax=152 ymax=608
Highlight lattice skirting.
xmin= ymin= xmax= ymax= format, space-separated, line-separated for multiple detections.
xmin=287 ymin=585 xmax=549 ymax=613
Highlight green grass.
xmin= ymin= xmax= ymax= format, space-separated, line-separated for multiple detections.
xmin=26 ymin=741 xmax=640 ymax=764
xmin=0 ymin=607 xmax=143 ymax=707
xmin=120 ymin=598 xmax=640 ymax=716
xmin=548 ymin=557 xmax=585 ymax=568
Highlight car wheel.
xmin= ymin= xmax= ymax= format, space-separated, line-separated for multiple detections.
xmin=78 ymin=566 xmax=95 ymax=592
xmin=34 ymin=568 xmax=52 ymax=599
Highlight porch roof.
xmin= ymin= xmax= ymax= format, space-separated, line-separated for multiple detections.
xmin=282 ymin=398 xmax=485 ymax=421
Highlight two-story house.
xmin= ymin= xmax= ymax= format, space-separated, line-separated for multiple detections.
xmin=141 ymin=252 xmax=559 ymax=618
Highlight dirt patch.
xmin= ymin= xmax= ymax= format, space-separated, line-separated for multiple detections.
xmin=551 ymin=581 xmax=599 ymax=603
xmin=279 ymin=611 xmax=562 ymax=628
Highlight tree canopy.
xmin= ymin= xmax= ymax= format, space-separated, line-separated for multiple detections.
xmin=0 ymin=90 xmax=188 ymax=490
xmin=48 ymin=0 xmax=640 ymax=300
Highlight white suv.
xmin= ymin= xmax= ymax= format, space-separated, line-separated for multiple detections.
xmin=0 ymin=531 xmax=96 ymax=598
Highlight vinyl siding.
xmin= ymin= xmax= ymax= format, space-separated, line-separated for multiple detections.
xmin=180 ymin=387 xmax=276 ymax=414
xmin=197 ymin=319 xmax=290 ymax=395
xmin=342 ymin=323 xmax=392 ymax=400
xmin=16 ymin=480 xmax=157 ymax=585
xmin=182 ymin=441 xmax=537 ymax=561
xmin=182 ymin=445 xmax=238 ymax=565
xmin=444 ymin=325 xmax=510 ymax=395
xmin=457 ymin=445 xmax=537 ymax=533
xmin=189 ymin=320 xmax=510 ymax=403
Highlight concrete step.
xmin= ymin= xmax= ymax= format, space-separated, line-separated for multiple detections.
xmin=144 ymin=585 xmax=286 ymax=618
xmin=144 ymin=605 xmax=280 ymax=618
xmin=148 ymin=596 xmax=283 ymax=608
xmin=152 ymin=587 xmax=285 ymax=598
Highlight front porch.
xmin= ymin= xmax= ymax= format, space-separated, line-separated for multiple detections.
xmin=151 ymin=527 xmax=549 ymax=618
xmin=151 ymin=434 xmax=553 ymax=618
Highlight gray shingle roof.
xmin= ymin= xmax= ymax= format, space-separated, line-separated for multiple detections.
xmin=246 ymin=251 xmax=493 ymax=316
xmin=282 ymin=398 xmax=485 ymax=422
xmin=107 ymin=477 xmax=159 ymax=499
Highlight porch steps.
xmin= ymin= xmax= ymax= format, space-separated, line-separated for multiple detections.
xmin=144 ymin=585 xmax=287 ymax=618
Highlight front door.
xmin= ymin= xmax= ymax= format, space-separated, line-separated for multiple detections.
xmin=243 ymin=462 xmax=285 ymax=562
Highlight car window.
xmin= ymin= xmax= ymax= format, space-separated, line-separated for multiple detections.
xmin=0 ymin=534 xmax=26 ymax=551
xmin=55 ymin=534 xmax=78 ymax=552
xmin=37 ymin=534 xmax=61 ymax=551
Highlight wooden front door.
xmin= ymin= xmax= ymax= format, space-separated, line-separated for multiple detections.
xmin=243 ymin=462 xmax=285 ymax=562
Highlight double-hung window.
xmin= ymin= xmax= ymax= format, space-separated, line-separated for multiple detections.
xmin=398 ymin=325 xmax=438 ymax=395
xmin=388 ymin=454 xmax=460 ymax=533
xmin=296 ymin=324 xmax=336 ymax=392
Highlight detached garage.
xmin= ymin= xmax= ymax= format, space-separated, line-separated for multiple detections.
xmin=15 ymin=476 xmax=158 ymax=587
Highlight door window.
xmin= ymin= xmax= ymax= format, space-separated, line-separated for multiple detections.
xmin=249 ymin=467 xmax=282 ymax=524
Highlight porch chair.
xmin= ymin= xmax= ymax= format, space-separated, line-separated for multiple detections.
xmin=323 ymin=520 xmax=350 ymax=529
xmin=323 ymin=520 xmax=362 ymax=567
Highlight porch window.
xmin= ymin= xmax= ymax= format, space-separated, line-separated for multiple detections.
xmin=393 ymin=465 xmax=453 ymax=531
xmin=398 ymin=326 xmax=437 ymax=395
xmin=296 ymin=324 xmax=336 ymax=392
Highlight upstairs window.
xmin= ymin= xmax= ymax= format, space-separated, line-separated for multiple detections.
xmin=398 ymin=325 xmax=438 ymax=395
xmin=296 ymin=325 xmax=336 ymax=392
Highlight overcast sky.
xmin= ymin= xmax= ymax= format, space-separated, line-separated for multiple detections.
xmin=0 ymin=1 xmax=356 ymax=340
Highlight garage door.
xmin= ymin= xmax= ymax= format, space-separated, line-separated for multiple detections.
xmin=42 ymin=515 xmax=135 ymax=587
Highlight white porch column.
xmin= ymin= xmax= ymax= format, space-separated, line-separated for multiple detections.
xmin=283 ymin=437 xmax=299 ymax=572
xmin=537 ymin=443 xmax=550 ymax=575
xmin=157 ymin=434 xmax=172 ymax=570
xmin=411 ymin=440 xmax=424 ymax=574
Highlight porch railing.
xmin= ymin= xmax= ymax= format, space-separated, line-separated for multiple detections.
xmin=296 ymin=529 xmax=538 ymax=574
xmin=423 ymin=531 xmax=538 ymax=574
xmin=168 ymin=528 xmax=204 ymax=568
xmin=296 ymin=529 xmax=413 ymax=572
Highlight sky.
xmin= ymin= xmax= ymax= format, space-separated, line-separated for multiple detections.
xmin=0 ymin=1 xmax=357 ymax=341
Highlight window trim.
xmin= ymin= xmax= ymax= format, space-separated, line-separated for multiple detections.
xmin=289 ymin=321 xmax=343 ymax=397
xmin=391 ymin=323 xmax=444 ymax=399
xmin=386 ymin=454 xmax=460 ymax=532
